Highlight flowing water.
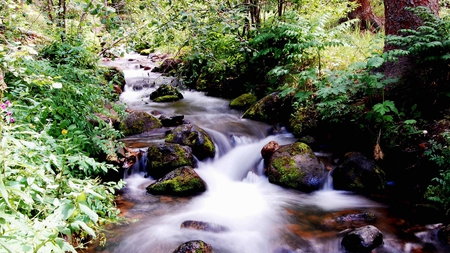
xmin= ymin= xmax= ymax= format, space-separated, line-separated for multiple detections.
xmin=92 ymin=54 xmax=447 ymax=253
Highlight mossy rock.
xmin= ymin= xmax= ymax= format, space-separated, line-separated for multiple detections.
xmin=120 ymin=111 xmax=162 ymax=136
xmin=150 ymin=84 xmax=183 ymax=102
xmin=146 ymin=143 xmax=195 ymax=179
xmin=140 ymin=48 xmax=155 ymax=56
xmin=102 ymin=66 xmax=125 ymax=87
xmin=267 ymin=142 xmax=325 ymax=193
xmin=172 ymin=240 xmax=213 ymax=253
xmin=242 ymin=92 xmax=293 ymax=124
xmin=165 ymin=124 xmax=215 ymax=160
xmin=229 ymin=93 xmax=258 ymax=110
xmin=153 ymin=95 xmax=180 ymax=102
xmin=146 ymin=166 xmax=206 ymax=196
xmin=331 ymin=152 xmax=386 ymax=194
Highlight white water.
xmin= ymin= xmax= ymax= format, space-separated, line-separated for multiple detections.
xmin=95 ymin=54 xmax=443 ymax=253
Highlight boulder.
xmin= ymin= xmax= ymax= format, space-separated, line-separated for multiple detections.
xmin=341 ymin=225 xmax=383 ymax=252
xmin=150 ymin=84 xmax=183 ymax=102
xmin=160 ymin=114 xmax=185 ymax=127
xmin=146 ymin=167 xmax=206 ymax=196
xmin=120 ymin=111 xmax=162 ymax=136
xmin=180 ymin=220 xmax=229 ymax=233
xmin=242 ymin=92 xmax=293 ymax=124
xmin=261 ymin=140 xmax=280 ymax=161
xmin=146 ymin=143 xmax=195 ymax=179
xmin=165 ymin=124 xmax=215 ymax=160
xmin=267 ymin=142 xmax=325 ymax=193
xmin=331 ymin=152 xmax=386 ymax=194
xmin=229 ymin=93 xmax=258 ymax=110
xmin=151 ymin=58 xmax=182 ymax=74
xmin=172 ymin=240 xmax=213 ymax=253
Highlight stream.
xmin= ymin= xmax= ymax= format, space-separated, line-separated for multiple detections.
xmin=91 ymin=54 xmax=447 ymax=253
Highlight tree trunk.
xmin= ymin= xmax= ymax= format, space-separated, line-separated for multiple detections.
xmin=348 ymin=0 xmax=383 ymax=31
xmin=384 ymin=0 xmax=439 ymax=51
xmin=383 ymin=0 xmax=439 ymax=78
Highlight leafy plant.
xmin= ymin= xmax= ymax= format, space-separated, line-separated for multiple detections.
xmin=425 ymin=131 xmax=450 ymax=215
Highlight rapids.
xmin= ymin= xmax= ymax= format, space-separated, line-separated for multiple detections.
xmin=91 ymin=54 xmax=447 ymax=253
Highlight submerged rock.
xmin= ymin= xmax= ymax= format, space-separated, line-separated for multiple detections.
xmin=165 ymin=124 xmax=215 ymax=160
xmin=331 ymin=152 xmax=386 ymax=194
xmin=119 ymin=111 xmax=162 ymax=136
xmin=341 ymin=225 xmax=383 ymax=252
xmin=323 ymin=212 xmax=377 ymax=230
xmin=180 ymin=220 xmax=229 ymax=233
xmin=229 ymin=93 xmax=258 ymax=110
xmin=160 ymin=114 xmax=185 ymax=127
xmin=172 ymin=240 xmax=213 ymax=253
xmin=146 ymin=167 xmax=206 ymax=196
xmin=150 ymin=84 xmax=183 ymax=102
xmin=146 ymin=143 xmax=195 ymax=179
xmin=267 ymin=142 xmax=325 ymax=193
xmin=242 ymin=92 xmax=293 ymax=124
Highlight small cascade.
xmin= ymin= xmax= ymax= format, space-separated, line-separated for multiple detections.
xmin=124 ymin=149 xmax=148 ymax=178
xmin=321 ymin=169 xmax=334 ymax=191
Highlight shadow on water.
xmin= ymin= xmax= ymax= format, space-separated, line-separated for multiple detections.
xmin=88 ymin=54 xmax=449 ymax=253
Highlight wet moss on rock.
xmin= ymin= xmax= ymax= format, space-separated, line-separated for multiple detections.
xmin=147 ymin=167 xmax=206 ymax=196
xmin=229 ymin=93 xmax=257 ymax=110
xmin=150 ymin=84 xmax=183 ymax=102
xmin=146 ymin=143 xmax=195 ymax=179
xmin=119 ymin=111 xmax=162 ymax=136
xmin=165 ymin=124 xmax=215 ymax=160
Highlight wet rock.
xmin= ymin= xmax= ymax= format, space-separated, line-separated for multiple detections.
xmin=341 ymin=225 xmax=383 ymax=252
xmin=119 ymin=111 xmax=162 ymax=136
xmin=139 ymin=48 xmax=155 ymax=56
xmin=229 ymin=93 xmax=258 ymax=110
xmin=146 ymin=143 xmax=195 ymax=179
xmin=146 ymin=167 xmax=206 ymax=196
xmin=165 ymin=124 xmax=215 ymax=160
xmin=331 ymin=152 xmax=386 ymax=194
xmin=160 ymin=114 xmax=185 ymax=127
xmin=438 ymin=224 xmax=450 ymax=246
xmin=242 ymin=92 xmax=293 ymax=124
xmin=180 ymin=220 xmax=229 ymax=233
xmin=149 ymin=84 xmax=183 ymax=102
xmin=102 ymin=66 xmax=125 ymax=91
xmin=152 ymin=58 xmax=182 ymax=74
xmin=267 ymin=142 xmax=326 ymax=193
xmin=323 ymin=212 xmax=377 ymax=230
xmin=172 ymin=240 xmax=213 ymax=253
xmin=261 ymin=140 xmax=280 ymax=161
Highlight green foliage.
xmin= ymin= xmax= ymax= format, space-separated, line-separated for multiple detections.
xmin=425 ymin=131 xmax=450 ymax=215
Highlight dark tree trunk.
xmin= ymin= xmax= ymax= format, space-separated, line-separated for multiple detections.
xmin=384 ymin=0 xmax=439 ymax=51
xmin=383 ymin=0 xmax=439 ymax=78
xmin=348 ymin=0 xmax=384 ymax=31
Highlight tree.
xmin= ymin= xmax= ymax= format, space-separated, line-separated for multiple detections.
xmin=384 ymin=0 xmax=439 ymax=51
xmin=383 ymin=0 xmax=439 ymax=78
xmin=348 ymin=0 xmax=384 ymax=31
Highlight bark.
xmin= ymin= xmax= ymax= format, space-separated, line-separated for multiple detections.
xmin=383 ymin=0 xmax=439 ymax=78
xmin=348 ymin=0 xmax=384 ymax=31
xmin=384 ymin=0 xmax=439 ymax=51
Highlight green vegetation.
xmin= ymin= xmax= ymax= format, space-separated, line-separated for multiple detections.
xmin=2 ymin=0 xmax=450 ymax=250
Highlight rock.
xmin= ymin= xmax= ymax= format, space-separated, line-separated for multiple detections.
xmin=140 ymin=48 xmax=155 ymax=56
xmin=149 ymin=84 xmax=183 ymax=102
xmin=172 ymin=240 xmax=213 ymax=253
xmin=438 ymin=224 xmax=450 ymax=246
xmin=146 ymin=167 xmax=206 ymax=196
xmin=323 ymin=212 xmax=377 ymax=230
xmin=242 ymin=92 xmax=293 ymax=124
xmin=102 ymin=66 xmax=125 ymax=92
xmin=331 ymin=152 xmax=386 ymax=194
xmin=261 ymin=140 xmax=280 ymax=161
xmin=267 ymin=142 xmax=325 ymax=193
xmin=146 ymin=143 xmax=195 ymax=179
xmin=229 ymin=93 xmax=258 ymax=110
xmin=160 ymin=114 xmax=185 ymax=127
xmin=152 ymin=58 xmax=182 ymax=74
xmin=341 ymin=225 xmax=383 ymax=252
xmin=180 ymin=220 xmax=229 ymax=233
xmin=120 ymin=111 xmax=162 ymax=136
xmin=165 ymin=124 xmax=215 ymax=160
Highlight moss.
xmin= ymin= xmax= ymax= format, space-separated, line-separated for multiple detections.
xmin=230 ymin=93 xmax=257 ymax=109
xmin=271 ymin=156 xmax=305 ymax=189
xmin=140 ymin=48 xmax=155 ymax=56
xmin=147 ymin=167 xmax=206 ymax=195
xmin=120 ymin=111 xmax=162 ymax=135
xmin=153 ymin=95 xmax=180 ymax=102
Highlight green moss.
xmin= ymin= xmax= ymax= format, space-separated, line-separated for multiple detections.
xmin=120 ymin=111 xmax=162 ymax=135
xmin=230 ymin=93 xmax=257 ymax=109
xmin=140 ymin=48 xmax=155 ymax=55
xmin=153 ymin=95 xmax=180 ymax=102
xmin=271 ymin=156 xmax=305 ymax=189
